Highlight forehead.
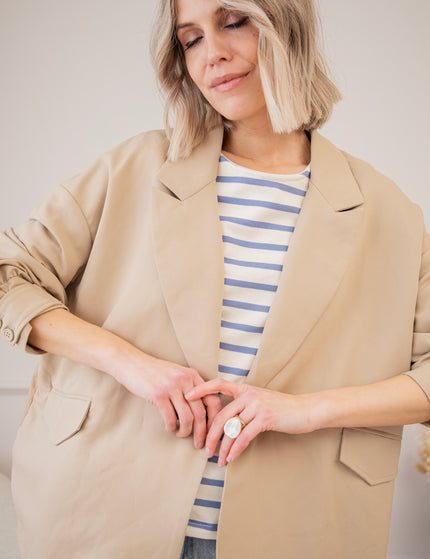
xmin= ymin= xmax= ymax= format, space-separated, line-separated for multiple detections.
xmin=175 ymin=0 xmax=225 ymax=26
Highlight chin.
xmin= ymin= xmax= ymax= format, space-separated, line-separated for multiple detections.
xmin=207 ymin=96 xmax=267 ymax=126
xmin=211 ymin=104 xmax=258 ymax=123
xmin=220 ymin=111 xmax=266 ymax=127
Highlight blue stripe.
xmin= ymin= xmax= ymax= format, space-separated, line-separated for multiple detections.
xmin=208 ymin=456 xmax=219 ymax=464
xmin=221 ymin=320 xmax=264 ymax=333
xmin=302 ymin=170 xmax=311 ymax=178
xmin=218 ymin=364 xmax=250 ymax=377
xmin=219 ymin=215 xmax=295 ymax=232
xmin=194 ymin=498 xmax=222 ymax=509
xmin=222 ymin=235 xmax=288 ymax=252
xmin=201 ymin=477 xmax=225 ymax=487
xmin=222 ymin=299 xmax=270 ymax=313
xmin=220 ymin=342 xmax=257 ymax=356
xmin=218 ymin=195 xmax=301 ymax=214
xmin=217 ymin=176 xmax=307 ymax=197
xmin=187 ymin=519 xmax=218 ymax=531
xmin=224 ymin=257 xmax=283 ymax=272
xmin=219 ymin=154 xmax=229 ymax=162
xmin=225 ymin=277 xmax=278 ymax=293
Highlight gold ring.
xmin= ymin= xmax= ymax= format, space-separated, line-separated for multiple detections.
xmin=223 ymin=416 xmax=246 ymax=439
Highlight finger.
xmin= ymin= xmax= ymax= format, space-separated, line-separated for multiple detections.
xmin=157 ymin=398 xmax=180 ymax=432
xmin=217 ymin=409 xmax=254 ymax=465
xmin=188 ymin=398 xmax=207 ymax=449
xmin=188 ymin=373 xmax=219 ymax=446
xmin=203 ymin=394 xmax=223 ymax=431
xmin=217 ymin=431 xmax=236 ymax=467
xmin=169 ymin=369 xmax=205 ymax=442
xmin=205 ymin=401 xmax=245 ymax=457
xmin=170 ymin=391 xmax=194 ymax=438
xmin=226 ymin=420 xmax=262 ymax=464
xmin=186 ymin=378 xmax=241 ymax=401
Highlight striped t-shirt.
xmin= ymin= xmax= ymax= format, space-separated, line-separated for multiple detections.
xmin=185 ymin=153 xmax=311 ymax=540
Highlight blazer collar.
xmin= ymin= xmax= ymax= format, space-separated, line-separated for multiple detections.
xmin=309 ymin=131 xmax=364 ymax=211
xmin=153 ymin=126 xmax=365 ymax=384
xmin=157 ymin=127 xmax=223 ymax=201
xmin=157 ymin=126 xmax=364 ymax=211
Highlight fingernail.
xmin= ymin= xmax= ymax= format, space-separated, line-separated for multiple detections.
xmin=205 ymin=447 xmax=211 ymax=457
xmin=226 ymin=454 xmax=233 ymax=463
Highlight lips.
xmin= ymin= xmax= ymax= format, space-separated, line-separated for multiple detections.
xmin=210 ymin=72 xmax=249 ymax=89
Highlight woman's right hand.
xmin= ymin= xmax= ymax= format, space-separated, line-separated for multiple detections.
xmin=28 ymin=308 xmax=221 ymax=450
xmin=115 ymin=353 xmax=222 ymax=450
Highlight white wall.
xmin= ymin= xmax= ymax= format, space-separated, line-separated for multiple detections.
xmin=1 ymin=1 xmax=429 ymax=557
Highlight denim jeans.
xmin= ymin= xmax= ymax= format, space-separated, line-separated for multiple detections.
xmin=180 ymin=536 xmax=216 ymax=559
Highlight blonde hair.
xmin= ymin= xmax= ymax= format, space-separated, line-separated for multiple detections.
xmin=151 ymin=0 xmax=341 ymax=161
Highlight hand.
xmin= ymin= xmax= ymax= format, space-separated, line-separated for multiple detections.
xmin=27 ymin=309 xmax=222 ymax=448
xmin=186 ymin=379 xmax=318 ymax=465
xmin=117 ymin=353 xmax=222 ymax=449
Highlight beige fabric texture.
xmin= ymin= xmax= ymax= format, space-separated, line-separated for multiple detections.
xmin=0 ymin=127 xmax=429 ymax=558
xmin=0 ymin=472 xmax=20 ymax=559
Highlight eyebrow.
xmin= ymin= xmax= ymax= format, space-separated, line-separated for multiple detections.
xmin=176 ymin=6 xmax=225 ymax=31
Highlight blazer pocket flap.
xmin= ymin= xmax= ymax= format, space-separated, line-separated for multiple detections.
xmin=43 ymin=389 xmax=91 ymax=445
xmin=339 ymin=427 xmax=402 ymax=486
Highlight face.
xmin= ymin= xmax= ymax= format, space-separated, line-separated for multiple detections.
xmin=175 ymin=0 xmax=267 ymax=126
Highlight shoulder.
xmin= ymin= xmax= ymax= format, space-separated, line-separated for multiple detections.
xmin=55 ymin=130 xmax=171 ymax=231
xmin=331 ymin=146 xmax=424 ymax=232
xmin=61 ymin=129 xmax=170 ymax=193
xmin=107 ymin=128 xmax=169 ymax=154
xmin=342 ymin=149 xmax=426 ymax=250
xmin=340 ymin=148 xmax=415 ymax=210
xmin=319 ymin=140 xmax=427 ymax=259
xmin=99 ymin=129 xmax=170 ymax=170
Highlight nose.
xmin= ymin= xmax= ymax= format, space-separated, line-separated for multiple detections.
xmin=206 ymin=32 xmax=232 ymax=65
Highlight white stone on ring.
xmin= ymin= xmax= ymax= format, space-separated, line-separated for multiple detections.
xmin=224 ymin=416 xmax=245 ymax=439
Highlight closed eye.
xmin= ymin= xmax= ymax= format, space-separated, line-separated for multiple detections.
xmin=225 ymin=16 xmax=249 ymax=29
xmin=185 ymin=36 xmax=202 ymax=50
xmin=183 ymin=15 xmax=249 ymax=51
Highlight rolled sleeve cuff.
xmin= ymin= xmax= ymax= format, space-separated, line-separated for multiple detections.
xmin=402 ymin=367 xmax=430 ymax=427
xmin=0 ymin=281 xmax=68 ymax=354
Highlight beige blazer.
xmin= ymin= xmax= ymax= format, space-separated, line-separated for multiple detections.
xmin=1 ymin=127 xmax=430 ymax=559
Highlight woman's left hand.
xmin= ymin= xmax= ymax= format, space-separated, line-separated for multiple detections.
xmin=186 ymin=379 xmax=320 ymax=466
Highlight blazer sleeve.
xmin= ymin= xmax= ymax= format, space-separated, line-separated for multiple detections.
xmin=403 ymin=225 xmax=430 ymax=418
xmin=0 ymin=152 xmax=110 ymax=354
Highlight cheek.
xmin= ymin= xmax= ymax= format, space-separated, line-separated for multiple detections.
xmin=242 ymin=40 xmax=259 ymax=66
xmin=184 ymin=58 xmax=204 ymax=89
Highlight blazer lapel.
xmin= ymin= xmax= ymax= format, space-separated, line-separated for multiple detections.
xmin=247 ymin=131 xmax=365 ymax=388
xmin=153 ymin=127 xmax=365 ymax=387
xmin=152 ymin=127 xmax=224 ymax=379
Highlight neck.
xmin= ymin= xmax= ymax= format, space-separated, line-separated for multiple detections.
xmin=222 ymin=119 xmax=311 ymax=174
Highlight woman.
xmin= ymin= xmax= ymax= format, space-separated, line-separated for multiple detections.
xmin=1 ymin=0 xmax=430 ymax=558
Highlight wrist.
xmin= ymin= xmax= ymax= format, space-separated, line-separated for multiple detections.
xmin=96 ymin=329 xmax=153 ymax=384
xmin=300 ymin=390 xmax=344 ymax=432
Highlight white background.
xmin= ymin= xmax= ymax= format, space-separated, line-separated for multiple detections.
xmin=0 ymin=1 xmax=429 ymax=557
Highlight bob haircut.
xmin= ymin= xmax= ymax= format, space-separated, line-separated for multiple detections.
xmin=151 ymin=0 xmax=341 ymax=161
